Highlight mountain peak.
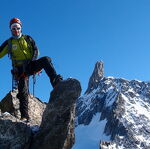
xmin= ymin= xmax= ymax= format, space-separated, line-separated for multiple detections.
xmin=75 ymin=66 xmax=150 ymax=149
xmin=85 ymin=61 xmax=104 ymax=93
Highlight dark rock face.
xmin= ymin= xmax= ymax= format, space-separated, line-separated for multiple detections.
xmin=0 ymin=91 xmax=46 ymax=126
xmin=30 ymin=78 xmax=81 ymax=149
xmin=0 ymin=91 xmax=20 ymax=118
xmin=0 ymin=112 xmax=32 ymax=149
xmin=0 ymin=78 xmax=81 ymax=149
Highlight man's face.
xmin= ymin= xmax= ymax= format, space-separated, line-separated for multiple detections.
xmin=11 ymin=24 xmax=22 ymax=37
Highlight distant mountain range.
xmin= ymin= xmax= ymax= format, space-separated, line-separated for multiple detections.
xmin=72 ymin=61 xmax=150 ymax=149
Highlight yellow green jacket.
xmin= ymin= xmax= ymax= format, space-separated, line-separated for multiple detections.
xmin=0 ymin=35 xmax=39 ymax=66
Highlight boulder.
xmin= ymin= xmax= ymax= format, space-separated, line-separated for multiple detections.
xmin=0 ymin=91 xmax=46 ymax=126
xmin=30 ymin=78 xmax=81 ymax=149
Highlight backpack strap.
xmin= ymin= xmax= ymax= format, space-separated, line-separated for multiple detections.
xmin=7 ymin=37 xmax=18 ymax=91
xmin=7 ymin=37 xmax=13 ymax=59
xmin=23 ymin=35 xmax=32 ymax=49
xmin=23 ymin=35 xmax=39 ymax=60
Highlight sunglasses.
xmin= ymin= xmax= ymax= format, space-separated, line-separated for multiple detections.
xmin=11 ymin=27 xmax=21 ymax=31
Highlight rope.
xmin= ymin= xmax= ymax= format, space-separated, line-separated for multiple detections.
xmin=33 ymin=74 xmax=36 ymax=97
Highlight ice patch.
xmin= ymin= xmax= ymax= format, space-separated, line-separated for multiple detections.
xmin=72 ymin=113 xmax=110 ymax=149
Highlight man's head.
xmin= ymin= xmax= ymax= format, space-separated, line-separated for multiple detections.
xmin=9 ymin=18 xmax=22 ymax=38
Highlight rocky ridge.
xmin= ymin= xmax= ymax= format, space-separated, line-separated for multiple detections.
xmin=0 ymin=78 xmax=81 ymax=149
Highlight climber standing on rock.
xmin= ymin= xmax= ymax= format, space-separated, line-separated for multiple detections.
xmin=0 ymin=18 xmax=63 ymax=122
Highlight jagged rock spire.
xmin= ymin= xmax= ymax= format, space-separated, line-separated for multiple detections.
xmin=85 ymin=61 xmax=104 ymax=93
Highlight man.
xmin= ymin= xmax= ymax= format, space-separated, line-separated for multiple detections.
xmin=0 ymin=18 xmax=63 ymax=121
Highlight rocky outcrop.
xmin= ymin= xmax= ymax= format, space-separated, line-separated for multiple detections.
xmin=100 ymin=141 xmax=116 ymax=149
xmin=0 ymin=91 xmax=46 ymax=126
xmin=30 ymin=78 xmax=81 ymax=149
xmin=0 ymin=112 xmax=32 ymax=149
xmin=0 ymin=78 xmax=81 ymax=149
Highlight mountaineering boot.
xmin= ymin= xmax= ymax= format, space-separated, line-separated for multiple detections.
xmin=52 ymin=74 xmax=63 ymax=88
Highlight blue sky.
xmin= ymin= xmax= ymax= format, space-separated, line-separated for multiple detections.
xmin=1 ymin=0 xmax=150 ymax=102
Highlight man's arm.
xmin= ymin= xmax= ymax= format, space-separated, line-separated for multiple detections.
xmin=0 ymin=40 xmax=8 ymax=58
xmin=26 ymin=35 xmax=39 ymax=60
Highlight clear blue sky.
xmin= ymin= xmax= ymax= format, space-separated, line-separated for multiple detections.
xmin=1 ymin=0 xmax=150 ymax=102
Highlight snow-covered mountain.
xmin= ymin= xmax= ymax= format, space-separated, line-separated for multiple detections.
xmin=72 ymin=61 xmax=150 ymax=149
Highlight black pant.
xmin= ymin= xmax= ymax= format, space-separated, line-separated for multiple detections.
xmin=17 ymin=56 xmax=57 ymax=119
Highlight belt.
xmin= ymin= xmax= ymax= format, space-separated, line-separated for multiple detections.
xmin=12 ymin=59 xmax=31 ymax=66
